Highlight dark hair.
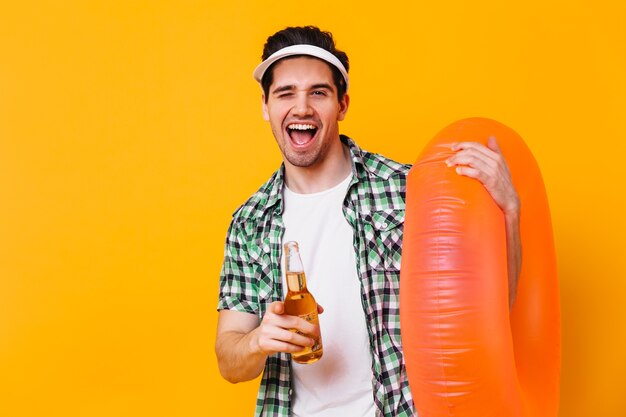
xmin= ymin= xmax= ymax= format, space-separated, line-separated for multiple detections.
xmin=260 ymin=26 xmax=349 ymax=102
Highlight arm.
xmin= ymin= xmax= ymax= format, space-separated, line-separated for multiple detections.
xmin=446 ymin=136 xmax=521 ymax=309
xmin=215 ymin=301 xmax=320 ymax=383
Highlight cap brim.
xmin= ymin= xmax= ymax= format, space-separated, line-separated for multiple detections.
xmin=252 ymin=44 xmax=349 ymax=90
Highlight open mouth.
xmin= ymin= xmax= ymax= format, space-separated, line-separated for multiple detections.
xmin=287 ymin=123 xmax=318 ymax=147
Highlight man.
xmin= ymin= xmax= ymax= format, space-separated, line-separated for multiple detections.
xmin=216 ymin=26 xmax=521 ymax=417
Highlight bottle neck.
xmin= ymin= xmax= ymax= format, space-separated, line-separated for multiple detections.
xmin=286 ymin=271 xmax=308 ymax=292
xmin=284 ymin=241 xmax=307 ymax=292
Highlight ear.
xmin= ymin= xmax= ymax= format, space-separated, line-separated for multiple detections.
xmin=261 ymin=94 xmax=269 ymax=121
xmin=337 ymin=93 xmax=350 ymax=121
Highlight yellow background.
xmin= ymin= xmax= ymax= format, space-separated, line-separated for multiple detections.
xmin=1 ymin=1 xmax=624 ymax=416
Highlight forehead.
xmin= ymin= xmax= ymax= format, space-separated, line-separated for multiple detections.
xmin=270 ymin=56 xmax=336 ymax=89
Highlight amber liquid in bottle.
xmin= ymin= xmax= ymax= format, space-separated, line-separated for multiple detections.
xmin=283 ymin=242 xmax=323 ymax=364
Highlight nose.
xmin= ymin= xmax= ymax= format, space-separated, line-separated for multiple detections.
xmin=292 ymin=92 xmax=314 ymax=117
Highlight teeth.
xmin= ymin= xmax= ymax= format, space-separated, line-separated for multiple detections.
xmin=288 ymin=123 xmax=316 ymax=130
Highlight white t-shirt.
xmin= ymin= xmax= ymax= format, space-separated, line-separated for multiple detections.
xmin=281 ymin=173 xmax=375 ymax=417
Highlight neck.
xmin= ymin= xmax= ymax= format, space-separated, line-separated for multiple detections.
xmin=283 ymin=141 xmax=352 ymax=194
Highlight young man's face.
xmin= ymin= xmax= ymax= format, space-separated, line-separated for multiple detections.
xmin=262 ymin=56 xmax=349 ymax=170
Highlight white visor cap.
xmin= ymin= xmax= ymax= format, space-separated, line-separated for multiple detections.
xmin=253 ymin=44 xmax=349 ymax=90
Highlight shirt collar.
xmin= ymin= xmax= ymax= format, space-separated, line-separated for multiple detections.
xmin=266 ymin=135 xmax=366 ymax=215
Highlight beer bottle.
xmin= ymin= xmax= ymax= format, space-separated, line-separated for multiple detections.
xmin=283 ymin=241 xmax=323 ymax=364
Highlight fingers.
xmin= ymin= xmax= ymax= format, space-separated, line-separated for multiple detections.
xmin=254 ymin=302 xmax=320 ymax=356
xmin=263 ymin=306 xmax=318 ymax=337
xmin=447 ymin=151 xmax=501 ymax=189
xmin=453 ymin=165 xmax=487 ymax=182
xmin=447 ymin=148 xmax=496 ymax=171
xmin=271 ymin=314 xmax=319 ymax=338
xmin=487 ymin=135 xmax=501 ymax=153
xmin=450 ymin=140 xmax=497 ymax=160
xmin=448 ymin=142 xmax=503 ymax=168
xmin=255 ymin=322 xmax=316 ymax=355
xmin=449 ymin=138 xmax=505 ymax=172
xmin=447 ymin=138 xmax=508 ymax=178
xmin=268 ymin=301 xmax=284 ymax=315
xmin=446 ymin=138 xmax=519 ymax=216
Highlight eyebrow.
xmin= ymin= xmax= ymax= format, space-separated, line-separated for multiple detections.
xmin=271 ymin=85 xmax=295 ymax=95
xmin=271 ymin=83 xmax=335 ymax=95
xmin=310 ymin=83 xmax=334 ymax=91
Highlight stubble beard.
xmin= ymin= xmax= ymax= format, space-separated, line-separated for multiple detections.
xmin=277 ymin=131 xmax=332 ymax=169
xmin=283 ymin=146 xmax=324 ymax=167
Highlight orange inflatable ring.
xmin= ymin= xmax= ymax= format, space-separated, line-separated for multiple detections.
xmin=400 ymin=118 xmax=561 ymax=417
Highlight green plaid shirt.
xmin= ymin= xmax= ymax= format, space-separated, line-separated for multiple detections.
xmin=218 ymin=136 xmax=416 ymax=416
